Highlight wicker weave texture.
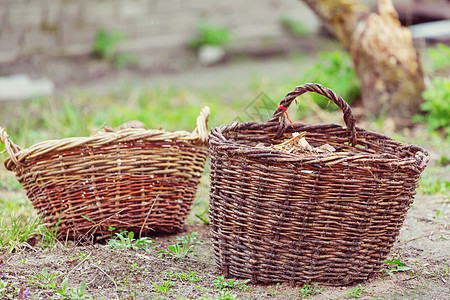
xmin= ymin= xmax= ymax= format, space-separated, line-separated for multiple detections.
xmin=208 ymin=84 xmax=429 ymax=286
xmin=1 ymin=107 xmax=210 ymax=240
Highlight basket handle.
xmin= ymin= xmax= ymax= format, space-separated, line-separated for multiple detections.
xmin=268 ymin=83 xmax=357 ymax=146
xmin=0 ymin=127 xmax=24 ymax=167
xmin=193 ymin=106 xmax=210 ymax=142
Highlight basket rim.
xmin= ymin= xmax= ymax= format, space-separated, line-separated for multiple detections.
xmin=209 ymin=83 xmax=429 ymax=169
xmin=1 ymin=106 xmax=210 ymax=169
xmin=209 ymin=120 xmax=430 ymax=169
xmin=3 ymin=127 xmax=207 ymax=168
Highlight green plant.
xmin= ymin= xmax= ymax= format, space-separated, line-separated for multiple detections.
xmin=158 ymin=231 xmax=201 ymax=259
xmin=299 ymin=282 xmax=324 ymax=298
xmin=300 ymin=51 xmax=360 ymax=114
xmin=0 ymin=281 xmax=30 ymax=298
xmin=414 ymin=76 xmax=450 ymax=136
xmin=56 ymin=278 xmax=72 ymax=298
xmin=381 ymin=259 xmax=412 ymax=276
xmin=281 ymin=16 xmax=309 ymax=37
xmin=56 ymin=278 xmax=94 ymax=299
xmin=92 ymin=29 xmax=126 ymax=60
xmin=347 ymin=284 xmax=368 ymax=298
xmin=268 ymin=282 xmax=281 ymax=295
xmin=189 ymin=22 xmax=232 ymax=50
xmin=437 ymin=155 xmax=450 ymax=166
xmin=191 ymin=193 xmax=210 ymax=225
xmin=195 ymin=206 xmax=210 ymax=225
xmin=427 ymin=43 xmax=450 ymax=73
xmin=113 ymin=272 xmax=140 ymax=298
xmin=91 ymin=29 xmax=137 ymax=69
xmin=213 ymin=276 xmax=249 ymax=291
xmin=216 ymin=290 xmax=238 ymax=300
xmin=130 ymin=263 xmax=139 ymax=275
xmin=151 ymin=280 xmax=173 ymax=294
xmin=424 ymin=261 xmax=449 ymax=283
xmin=115 ymin=272 xmax=131 ymax=292
xmin=167 ymin=269 xmax=202 ymax=282
xmin=0 ymin=264 xmax=30 ymax=300
xmin=176 ymin=232 xmax=201 ymax=245
xmin=106 ymin=230 xmax=153 ymax=251
xmin=158 ymin=243 xmax=195 ymax=259
xmin=418 ymin=174 xmax=449 ymax=195
xmin=0 ymin=280 xmax=16 ymax=298
xmin=27 ymin=267 xmax=64 ymax=289
xmin=40 ymin=213 xmax=62 ymax=250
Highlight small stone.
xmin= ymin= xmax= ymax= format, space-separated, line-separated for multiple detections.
xmin=198 ymin=45 xmax=225 ymax=65
xmin=0 ymin=75 xmax=54 ymax=101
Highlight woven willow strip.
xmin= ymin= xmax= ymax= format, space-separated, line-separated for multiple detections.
xmin=1 ymin=107 xmax=210 ymax=241
xmin=208 ymin=84 xmax=429 ymax=286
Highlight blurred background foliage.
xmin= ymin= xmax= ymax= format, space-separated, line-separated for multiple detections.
xmin=1 ymin=43 xmax=449 ymax=150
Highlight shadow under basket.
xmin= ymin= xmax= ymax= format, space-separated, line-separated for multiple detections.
xmin=0 ymin=107 xmax=210 ymax=241
xmin=208 ymin=84 xmax=429 ymax=286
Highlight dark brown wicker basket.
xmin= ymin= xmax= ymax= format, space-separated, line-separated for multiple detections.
xmin=208 ymin=84 xmax=429 ymax=286
xmin=0 ymin=107 xmax=210 ymax=241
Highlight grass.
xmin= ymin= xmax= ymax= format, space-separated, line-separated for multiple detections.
xmin=419 ymin=175 xmax=450 ymax=195
xmin=0 ymin=87 xmax=241 ymax=151
xmin=0 ymin=213 xmax=42 ymax=253
xmin=0 ymin=174 xmax=22 ymax=191
xmin=151 ymin=279 xmax=173 ymax=294
xmin=0 ymin=193 xmax=33 ymax=214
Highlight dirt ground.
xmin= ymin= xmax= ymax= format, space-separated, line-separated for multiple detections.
xmin=0 ymin=171 xmax=448 ymax=300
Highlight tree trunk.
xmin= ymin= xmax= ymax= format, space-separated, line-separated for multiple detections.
xmin=303 ymin=0 xmax=425 ymax=121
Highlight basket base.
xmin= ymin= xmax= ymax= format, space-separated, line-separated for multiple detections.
xmin=211 ymin=229 xmax=386 ymax=286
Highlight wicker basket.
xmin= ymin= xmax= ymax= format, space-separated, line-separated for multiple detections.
xmin=0 ymin=106 xmax=210 ymax=240
xmin=208 ymin=84 xmax=429 ymax=286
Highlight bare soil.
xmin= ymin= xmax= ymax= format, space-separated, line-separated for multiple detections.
xmin=0 ymin=180 xmax=448 ymax=300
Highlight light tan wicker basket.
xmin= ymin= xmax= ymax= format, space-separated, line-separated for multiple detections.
xmin=1 ymin=106 xmax=210 ymax=241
